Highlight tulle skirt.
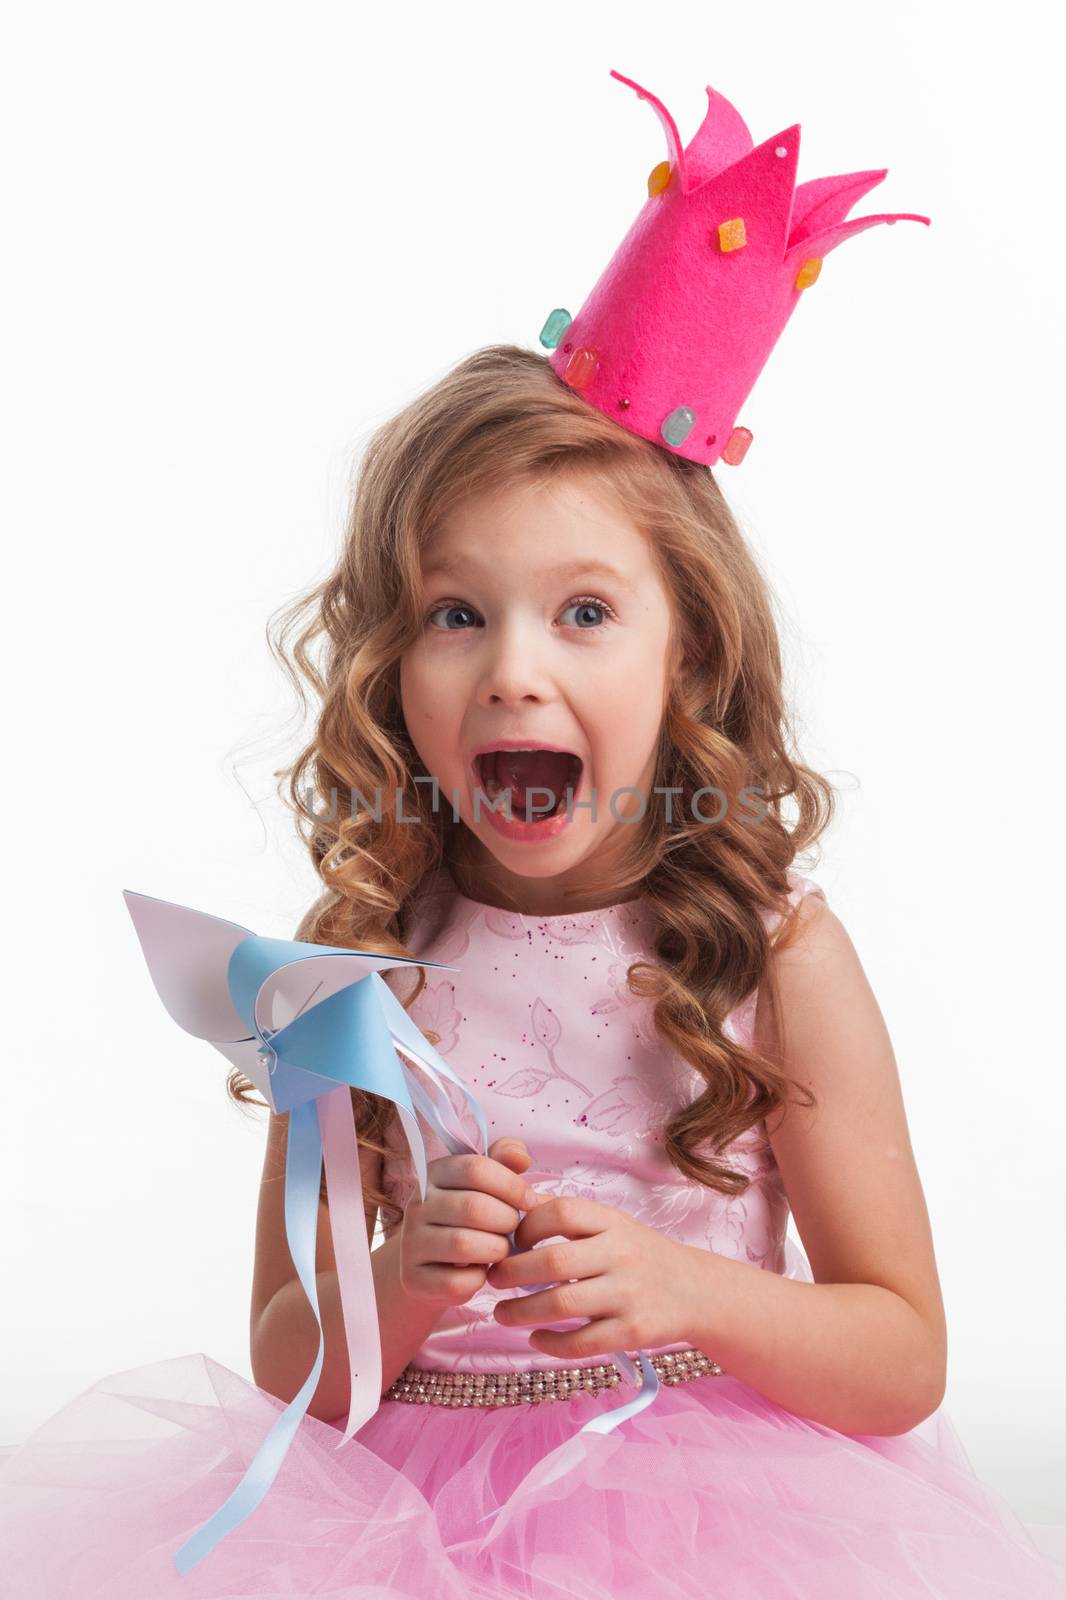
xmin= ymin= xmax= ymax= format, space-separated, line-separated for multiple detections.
xmin=2 ymin=1350 xmax=1064 ymax=1600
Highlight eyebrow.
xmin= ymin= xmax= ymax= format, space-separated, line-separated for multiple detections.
xmin=422 ymin=553 xmax=635 ymax=590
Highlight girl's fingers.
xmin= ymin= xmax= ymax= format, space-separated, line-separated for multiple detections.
xmin=488 ymin=1136 xmax=531 ymax=1169
xmin=512 ymin=1195 xmax=608 ymax=1250
xmin=420 ymin=1225 xmax=515 ymax=1266
xmin=428 ymin=1185 xmax=525 ymax=1236
xmin=487 ymin=1235 xmax=597 ymax=1290
xmin=528 ymin=1319 xmax=631 ymax=1361
xmin=493 ymin=1273 xmax=606 ymax=1328
xmin=432 ymin=1151 xmax=537 ymax=1215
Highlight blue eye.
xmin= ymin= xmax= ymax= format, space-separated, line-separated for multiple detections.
xmin=560 ymin=595 xmax=616 ymax=629
xmin=426 ymin=602 xmax=479 ymax=631
xmin=424 ymin=595 xmax=618 ymax=631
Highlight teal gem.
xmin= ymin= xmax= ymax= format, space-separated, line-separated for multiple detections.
xmin=539 ymin=308 xmax=572 ymax=350
xmin=661 ymin=406 xmax=697 ymax=447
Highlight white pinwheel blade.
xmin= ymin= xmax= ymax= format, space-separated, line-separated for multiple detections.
xmin=213 ymin=1038 xmax=277 ymax=1104
xmin=123 ymin=890 xmax=254 ymax=1042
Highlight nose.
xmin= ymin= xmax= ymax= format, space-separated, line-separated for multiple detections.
xmin=474 ymin=617 xmax=553 ymax=709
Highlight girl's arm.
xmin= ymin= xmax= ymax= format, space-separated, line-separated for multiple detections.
xmin=681 ymin=895 xmax=948 ymax=1436
xmin=250 ymin=1111 xmax=445 ymax=1419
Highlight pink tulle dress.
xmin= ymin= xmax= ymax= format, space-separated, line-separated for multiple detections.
xmin=2 ymin=868 xmax=1064 ymax=1598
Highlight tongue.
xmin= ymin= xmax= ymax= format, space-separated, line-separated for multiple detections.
xmin=490 ymin=750 xmax=575 ymax=808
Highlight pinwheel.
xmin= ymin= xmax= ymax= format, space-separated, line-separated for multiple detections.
xmin=123 ymin=889 xmax=669 ymax=1575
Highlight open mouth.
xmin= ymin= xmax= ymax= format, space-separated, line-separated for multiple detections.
xmin=473 ymin=748 xmax=583 ymax=821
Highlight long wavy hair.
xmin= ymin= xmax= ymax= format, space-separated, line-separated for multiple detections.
xmin=228 ymin=344 xmax=835 ymax=1234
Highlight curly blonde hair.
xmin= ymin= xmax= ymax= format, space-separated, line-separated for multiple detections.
xmin=228 ymin=344 xmax=835 ymax=1234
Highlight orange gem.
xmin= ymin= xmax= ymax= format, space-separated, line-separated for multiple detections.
xmin=564 ymin=347 xmax=599 ymax=391
xmin=794 ymin=257 xmax=823 ymax=291
xmin=717 ymin=217 xmax=747 ymax=252
xmin=647 ymin=160 xmax=672 ymax=197
xmin=721 ymin=426 xmax=753 ymax=466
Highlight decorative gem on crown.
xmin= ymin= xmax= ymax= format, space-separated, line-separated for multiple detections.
xmin=539 ymin=70 xmax=930 ymax=467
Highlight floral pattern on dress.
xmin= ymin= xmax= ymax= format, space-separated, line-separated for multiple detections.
xmin=377 ymin=869 xmax=825 ymax=1370
xmin=589 ymin=957 xmax=649 ymax=1018
xmin=579 ymin=1074 xmax=665 ymax=1137
xmin=413 ymin=979 xmax=463 ymax=1055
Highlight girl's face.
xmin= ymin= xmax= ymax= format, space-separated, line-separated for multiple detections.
xmin=399 ymin=471 xmax=678 ymax=913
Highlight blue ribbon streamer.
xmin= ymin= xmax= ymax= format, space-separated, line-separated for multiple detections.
xmin=175 ymin=1098 xmax=325 ymax=1573
xmin=160 ymin=926 xmax=663 ymax=1575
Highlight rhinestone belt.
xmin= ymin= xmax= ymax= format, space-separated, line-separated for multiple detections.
xmin=382 ymin=1346 xmax=724 ymax=1408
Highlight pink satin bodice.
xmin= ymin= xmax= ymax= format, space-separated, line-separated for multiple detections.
xmin=380 ymin=866 xmax=826 ymax=1372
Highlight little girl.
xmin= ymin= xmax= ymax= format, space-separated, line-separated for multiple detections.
xmin=5 ymin=73 xmax=1065 ymax=1600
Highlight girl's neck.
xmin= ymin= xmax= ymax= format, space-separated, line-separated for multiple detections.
xmin=443 ymin=850 xmax=645 ymax=920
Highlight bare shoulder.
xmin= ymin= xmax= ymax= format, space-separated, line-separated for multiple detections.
xmin=757 ymin=892 xmax=862 ymax=1102
xmin=753 ymin=891 xmax=946 ymax=1380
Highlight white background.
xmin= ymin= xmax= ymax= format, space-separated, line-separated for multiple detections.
xmin=3 ymin=0 xmax=1064 ymax=1540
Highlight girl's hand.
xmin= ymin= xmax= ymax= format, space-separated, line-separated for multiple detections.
xmin=398 ymin=1137 xmax=542 ymax=1311
xmin=486 ymin=1194 xmax=703 ymax=1359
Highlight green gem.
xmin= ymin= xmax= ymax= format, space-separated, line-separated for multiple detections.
xmin=539 ymin=308 xmax=572 ymax=350
xmin=661 ymin=406 xmax=697 ymax=447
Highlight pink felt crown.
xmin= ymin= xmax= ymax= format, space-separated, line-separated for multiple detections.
xmin=540 ymin=70 xmax=930 ymax=467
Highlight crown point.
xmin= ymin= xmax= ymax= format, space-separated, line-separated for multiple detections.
xmin=647 ymin=160 xmax=672 ymax=197
xmin=717 ymin=217 xmax=747 ymax=253
xmin=564 ymin=348 xmax=599 ymax=391
xmin=794 ymin=257 xmax=823 ymax=291
xmin=539 ymin=309 xmax=573 ymax=350
xmin=721 ymin=426 xmax=753 ymax=465
xmin=661 ymin=406 xmax=697 ymax=448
